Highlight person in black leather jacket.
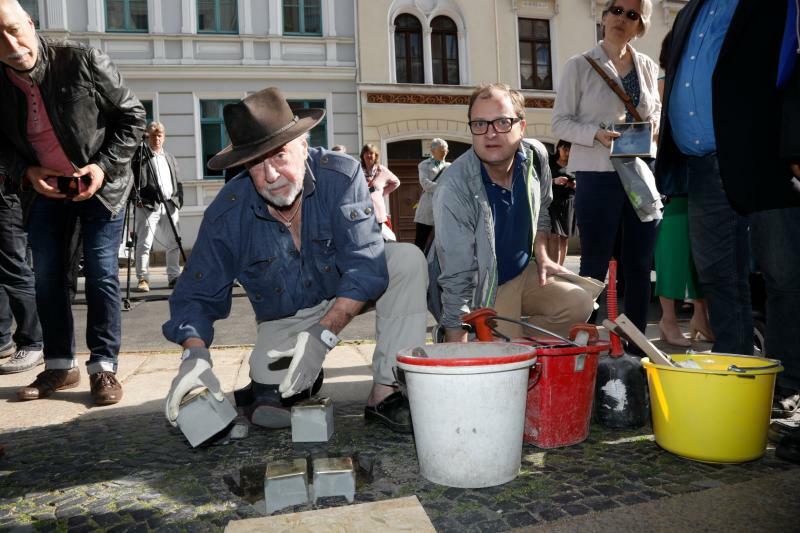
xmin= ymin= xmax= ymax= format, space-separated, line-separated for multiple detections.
xmin=0 ymin=0 xmax=146 ymax=406
xmin=131 ymin=121 xmax=183 ymax=292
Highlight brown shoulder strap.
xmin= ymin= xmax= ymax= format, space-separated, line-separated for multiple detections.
xmin=584 ymin=55 xmax=643 ymax=122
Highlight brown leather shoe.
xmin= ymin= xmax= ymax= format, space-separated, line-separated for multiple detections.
xmin=90 ymin=371 xmax=123 ymax=406
xmin=17 ymin=368 xmax=80 ymax=401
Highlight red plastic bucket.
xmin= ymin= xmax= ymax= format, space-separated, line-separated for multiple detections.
xmin=519 ymin=339 xmax=609 ymax=448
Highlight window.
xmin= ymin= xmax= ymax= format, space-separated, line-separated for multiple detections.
xmin=106 ymin=0 xmax=148 ymax=32
xmin=288 ymin=100 xmax=327 ymax=148
xmin=394 ymin=14 xmax=423 ymax=84
xmin=200 ymin=100 xmax=237 ymax=179
xmin=519 ymin=18 xmax=552 ymax=90
xmin=198 ymin=0 xmax=238 ymax=34
xmin=19 ymin=0 xmax=39 ymax=27
xmin=283 ymin=0 xmax=322 ymax=35
xmin=141 ymin=100 xmax=154 ymax=124
xmin=431 ymin=16 xmax=459 ymax=85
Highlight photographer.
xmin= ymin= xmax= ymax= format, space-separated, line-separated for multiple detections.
xmin=0 ymin=0 xmax=145 ymax=405
xmin=132 ymin=122 xmax=183 ymax=292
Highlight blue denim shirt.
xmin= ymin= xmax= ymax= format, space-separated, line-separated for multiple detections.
xmin=162 ymin=148 xmax=389 ymax=346
xmin=668 ymin=0 xmax=739 ymax=156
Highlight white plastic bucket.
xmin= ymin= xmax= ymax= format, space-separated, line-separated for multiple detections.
xmin=396 ymin=342 xmax=537 ymax=488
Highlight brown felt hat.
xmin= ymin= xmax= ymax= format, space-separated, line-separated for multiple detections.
xmin=206 ymin=87 xmax=325 ymax=171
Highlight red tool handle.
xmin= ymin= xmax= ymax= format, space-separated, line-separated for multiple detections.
xmin=608 ymin=259 xmax=624 ymax=356
xmin=461 ymin=308 xmax=497 ymax=341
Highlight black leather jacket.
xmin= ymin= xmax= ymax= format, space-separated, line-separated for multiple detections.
xmin=0 ymin=36 xmax=146 ymax=215
xmin=131 ymin=146 xmax=184 ymax=210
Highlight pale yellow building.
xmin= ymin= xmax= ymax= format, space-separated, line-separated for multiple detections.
xmin=355 ymin=0 xmax=686 ymax=241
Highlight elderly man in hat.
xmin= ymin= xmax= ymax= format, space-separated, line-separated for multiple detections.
xmin=163 ymin=88 xmax=428 ymax=433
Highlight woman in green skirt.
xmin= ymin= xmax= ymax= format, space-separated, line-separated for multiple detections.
xmin=654 ymin=196 xmax=713 ymax=347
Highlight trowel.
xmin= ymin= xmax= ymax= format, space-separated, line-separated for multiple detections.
xmin=603 ymin=315 xmax=700 ymax=369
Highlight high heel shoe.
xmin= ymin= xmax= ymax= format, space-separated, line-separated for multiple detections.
xmin=658 ymin=321 xmax=691 ymax=348
xmin=689 ymin=319 xmax=715 ymax=342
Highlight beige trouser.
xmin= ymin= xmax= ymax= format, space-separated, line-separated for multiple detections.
xmin=494 ymin=262 xmax=604 ymax=339
xmin=249 ymin=242 xmax=429 ymax=387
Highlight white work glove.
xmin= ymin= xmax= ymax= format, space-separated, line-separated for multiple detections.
xmin=165 ymin=346 xmax=224 ymax=426
xmin=266 ymin=323 xmax=339 ymax=398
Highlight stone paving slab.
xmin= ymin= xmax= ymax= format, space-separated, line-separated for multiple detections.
xmin=225 ymin=496 xmax=436 ymax=532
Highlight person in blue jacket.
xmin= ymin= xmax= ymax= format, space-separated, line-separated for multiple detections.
xmin=162 ymin=88 xmax=428 ymax=434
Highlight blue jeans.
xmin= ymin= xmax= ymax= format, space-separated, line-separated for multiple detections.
xmin=574 ymin=171 xmax=659 ymax=333
xmin=686 ymin=153 xmax=752 ymax=355
xmin=27 ymin=196 xmax=125 ymax=373
xmin=751 ymin=206 xmax=800 ymax=390
xmin=0 ymin=192 xmax=42 ymax=350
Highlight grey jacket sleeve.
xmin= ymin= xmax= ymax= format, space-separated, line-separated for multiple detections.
xmin=432 ymin=179 xmax=478 ymax=329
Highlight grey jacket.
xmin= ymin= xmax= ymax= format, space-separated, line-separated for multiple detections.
xmin=413 ymin=157 xmax=449 ymax=226
xmin=428 ymin=140 xmax=552 ymax=329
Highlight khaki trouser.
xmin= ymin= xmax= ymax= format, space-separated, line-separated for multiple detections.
xmin=249 ymin=242 xmax=429 ymax=387
xmin=494 ymin=263 xmax=604 ymax=339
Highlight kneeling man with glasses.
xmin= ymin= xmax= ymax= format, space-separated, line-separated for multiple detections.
xmin=428 ymin=84 xmax=603 ymax=342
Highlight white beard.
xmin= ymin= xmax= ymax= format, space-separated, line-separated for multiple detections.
xmin=257 ymin=178 xmax=303 ymax=207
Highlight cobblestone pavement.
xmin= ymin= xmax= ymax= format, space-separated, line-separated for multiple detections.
xmin=1 ymin=400 xmax=797 ymax=532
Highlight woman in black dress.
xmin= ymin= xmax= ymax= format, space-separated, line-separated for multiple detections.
xmin=547 ymin=140 xmax=577 ymax=265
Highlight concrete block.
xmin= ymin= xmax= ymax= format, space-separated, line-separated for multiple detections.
xmin=264 ymin=458 xmax=309 ymax=515
xmin=176 ymin=388 xmax=237 ymax=448
xmin=291 ymin=397 xmax=334 ymax=443
xmin=312 ymin=457 xmax=355 ymax=504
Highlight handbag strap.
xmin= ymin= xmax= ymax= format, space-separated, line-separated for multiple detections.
xmin=584 ymin=55 xmax=643 ymax=122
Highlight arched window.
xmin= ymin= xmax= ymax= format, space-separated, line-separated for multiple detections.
xmin=394 ymin=14 xmax=424 ymax=84
xmin=431 ymin=16 xmax=459 ymax=85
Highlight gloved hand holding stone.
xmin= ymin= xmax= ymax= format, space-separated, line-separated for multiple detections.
xmin=266 ymin=323 xmax=338 ymax=398
xmin=165 ymin=346 xmax=225 ymax=426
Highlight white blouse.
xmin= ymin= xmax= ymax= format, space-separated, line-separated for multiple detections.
xmin=551 ymin=42 xmax=661 ymax=173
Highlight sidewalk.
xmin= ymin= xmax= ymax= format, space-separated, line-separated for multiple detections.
xmin=1 ymin=341 xmax=797 ymax=532
xmin=1 ymin=258 xmax=796 ymax=531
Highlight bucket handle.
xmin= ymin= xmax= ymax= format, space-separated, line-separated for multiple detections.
xmin=486 ymin=316 xmax=577 ymax=346
xmin=528 ymin=362 xmax=542 ymax=390
xmin=727 ymin=363 xmax=782 ymax=373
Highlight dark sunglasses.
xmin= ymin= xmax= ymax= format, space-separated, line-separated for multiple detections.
xmin=608 ymin=6 xmax=641 ymax=21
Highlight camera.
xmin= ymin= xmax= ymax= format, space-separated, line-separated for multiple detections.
xmin=47 ymin=176 xmax=90 ymax=197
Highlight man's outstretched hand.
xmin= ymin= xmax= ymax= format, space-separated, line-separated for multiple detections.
xmin=165 ymin=346 xmax=224 ymax=426
xmin=265 ymin=323 xmax=335 ymax=398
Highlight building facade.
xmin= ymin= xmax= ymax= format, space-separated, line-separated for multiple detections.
xmin=24 ymin=0 xmax=686 ymax=247
xmin=27 ymin=0 xmax=358 ymax=249
xmin=356 ymin=0 xmax=686 ymax=241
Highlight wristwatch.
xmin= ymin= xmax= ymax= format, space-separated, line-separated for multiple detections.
xmin=308 ymin=323 xmax=340 ymax=349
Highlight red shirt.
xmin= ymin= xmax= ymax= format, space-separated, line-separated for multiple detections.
xmin=7 ymin=67 xmax=73 ymax=176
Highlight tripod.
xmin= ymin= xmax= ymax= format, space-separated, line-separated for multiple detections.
xmin=122 ymin=140 xmax=187 ymax=310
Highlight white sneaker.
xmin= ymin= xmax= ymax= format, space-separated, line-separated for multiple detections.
xmin=0 ymin=341 xmax=15 ymax=359
xmin=0 ymin=348 xmax=44 ymax=374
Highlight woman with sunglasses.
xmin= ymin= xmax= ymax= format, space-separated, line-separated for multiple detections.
xmin=551 ymin=0 xmax=661 ymax=337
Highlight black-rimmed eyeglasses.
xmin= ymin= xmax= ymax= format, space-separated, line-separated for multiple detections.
xmin=468 ymin=117 xmax=521 ymax=135
xmin=608 ymin=5 xmax=641 ymax=21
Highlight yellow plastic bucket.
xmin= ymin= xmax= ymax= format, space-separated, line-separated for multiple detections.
xmin=642 ymin=353 xmax=782 ymax=463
